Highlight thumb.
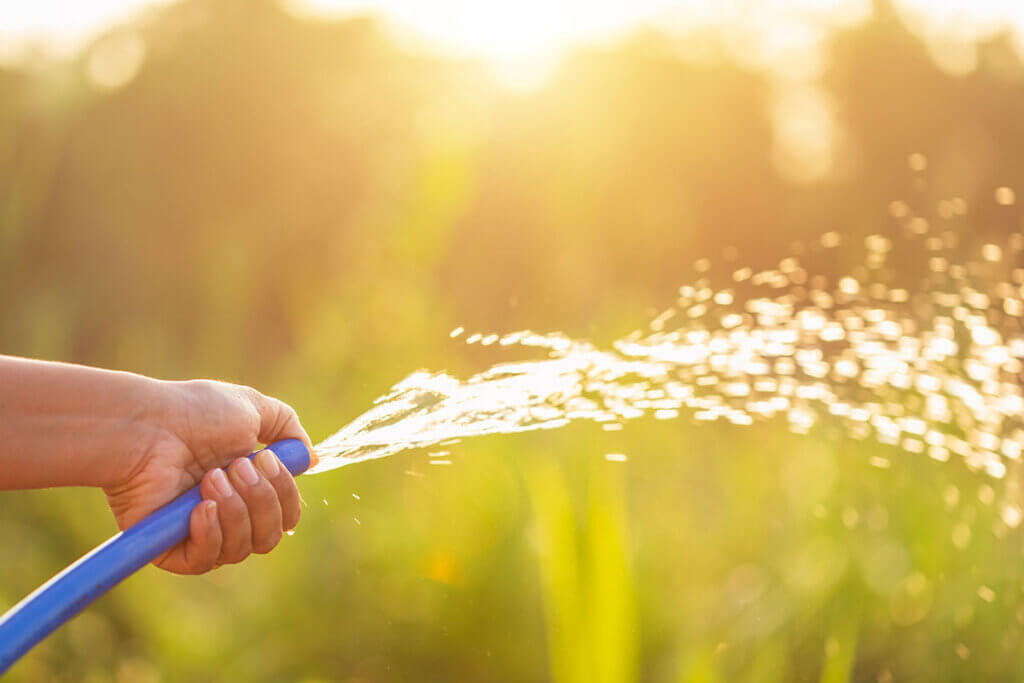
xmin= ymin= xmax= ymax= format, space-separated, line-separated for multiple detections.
xmin=244 ymin=387 xmax=314 ymax=459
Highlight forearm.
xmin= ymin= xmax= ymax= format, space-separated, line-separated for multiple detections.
xmin=0 ymin=356 xmax=171 ymax=489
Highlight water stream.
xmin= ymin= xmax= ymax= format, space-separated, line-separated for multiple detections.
xmin=309 ymin=197 xmax=1024 ymax=500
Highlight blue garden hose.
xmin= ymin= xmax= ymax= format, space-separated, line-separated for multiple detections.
xmin=0 ymin=438 xmax=311 ymax=675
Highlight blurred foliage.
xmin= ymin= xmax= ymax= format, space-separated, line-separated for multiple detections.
xmin=5 ymin=0 xmax=1024 ymax=680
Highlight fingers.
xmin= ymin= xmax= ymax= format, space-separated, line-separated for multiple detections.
xmin=154 ymin=500 xmax=222 ymax=575
xmin=257 ymin=448 xmax=302 ymax=531
xmin=228 ymin=456 xmax=283 ymax=554
xmin=185 ymin=501 xmax=223 ymax=573
xmin=201 ymin=467 xmax=252 ymax=564
xmin=156 ymin=451 xmax=301 ymax=576
xmin=246 ymin=388 xmax=314 ymax=457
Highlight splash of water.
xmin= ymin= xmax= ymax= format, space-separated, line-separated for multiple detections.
xmin=310 ymin=197 xmax=1024 ymax=484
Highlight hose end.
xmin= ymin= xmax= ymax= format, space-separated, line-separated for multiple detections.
xmin=265 ymin=438 xmax=312 ymax=477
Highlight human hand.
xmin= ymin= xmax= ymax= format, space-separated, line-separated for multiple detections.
xmin=102 ymin=379 xmax=314 ymax=575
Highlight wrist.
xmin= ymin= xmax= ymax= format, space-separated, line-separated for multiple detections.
xmin=0 ymin=357 xmax=182 ymax=490
xmin=90 ymin=374 xmax=182 ymax=490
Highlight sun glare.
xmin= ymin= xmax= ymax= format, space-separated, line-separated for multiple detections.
xmin=0 ymin=0 xmax=169 ymax=63
xmin=289 ymin=0 xmax=678 ymax=90
xmin=5 ymin=0 xmax=1024 ymax=87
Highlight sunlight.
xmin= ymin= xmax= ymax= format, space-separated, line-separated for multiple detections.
xmin=5 ymin=0 xmax=1024 ymax=84
xmin=288 ymin=0 xmax=669 ymax=90
xmin=897 ymin=0 xmax=1024 ymax=74
xmin=0 ymin=0 xmax=168 ymax=62
xmin=289 ymin=0 xmax=873 ymax=89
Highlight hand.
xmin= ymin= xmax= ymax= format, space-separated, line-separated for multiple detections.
xmin=102 ymin=379 xmax=313 ymax=575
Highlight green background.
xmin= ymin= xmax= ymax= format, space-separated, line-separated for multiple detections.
xmin=4 ymin=1 xmax=1024 ymax=680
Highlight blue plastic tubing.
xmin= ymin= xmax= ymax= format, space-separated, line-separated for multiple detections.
xmin=0 ymin=438 xmax=311 ymax=674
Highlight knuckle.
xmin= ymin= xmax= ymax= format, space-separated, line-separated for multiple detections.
xmin=218 ymin=525 xmax=252 ymax=564
xmin=232 ymin=385 xmax=263 ymax=427
xmin=220 ymin=493 xmax=248 ymax=518
xmin=185 ymin=379 xmax=222 ymax=404
xmin=239 ymin=383 xmax=260 ymax=400
xmin=241 ymin=386 xmax=264 ymax=410
xmin=253 ymin=531 xmax=282 ymax=554
xmin=249 ymin=479 xmax=279 ymax=505
xmin=183 ymin=378 xmax=211 ymax=392
xmin=200 ymin=472 xmax=223 ymax=497
xmin=265 ymin=401 xmax=290 ymax=436
xmin=270 ymin=469 xmax=296 ymax=491
xmin=277 ymin=399 xmax=299 ymax=422
xmin=220 ymin=547 xmax=249 ymax=565
xmin=181 ymin=551 xmax=217 ymax=575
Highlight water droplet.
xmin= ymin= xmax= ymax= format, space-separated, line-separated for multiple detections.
xmin=995 ymin=186 xmax=1016 ymax=206
xmin=982 ymin=244 xmax=1003 ymax=262
xmin=1001 ymin=504 xmax=1021 ymax=528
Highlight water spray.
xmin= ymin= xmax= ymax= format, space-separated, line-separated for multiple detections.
xmin=0 ymin=439 xmax=311 ymax=674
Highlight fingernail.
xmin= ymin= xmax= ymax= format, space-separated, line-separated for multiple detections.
xmin=205 ymin=500 xmax=218 ymax=522
xmin=256 ymin=449 xmax=281 ymax=477
xmin=237 ymin=458 xmax=260 ymax=486
xmin=211 ymin=468 xmax=234 ymax=497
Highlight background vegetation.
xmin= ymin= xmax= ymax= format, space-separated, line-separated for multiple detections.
xmin=4 ymin=0 xmax=1024 ymax=680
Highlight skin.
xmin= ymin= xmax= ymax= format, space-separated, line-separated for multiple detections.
xmin=0 ymin=355 xmax=316 ymax=575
